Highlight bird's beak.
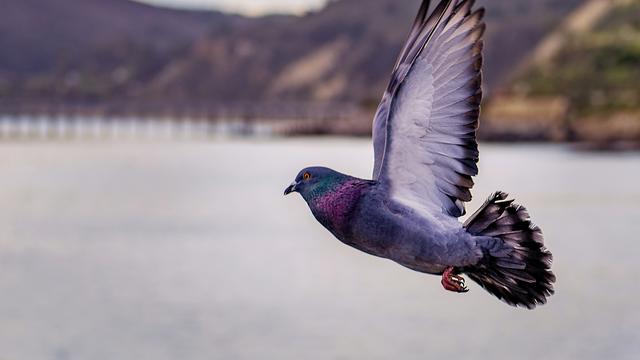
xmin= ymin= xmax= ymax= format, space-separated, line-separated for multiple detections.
xmin=284 ymin=181 xmax=297 ymax=196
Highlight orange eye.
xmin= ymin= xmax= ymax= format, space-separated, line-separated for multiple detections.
xmin=303 ymin=172 xmax=311 ymax=181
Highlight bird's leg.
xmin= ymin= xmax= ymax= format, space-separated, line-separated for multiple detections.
xmin=441 ymin=267 xmax=469 ymax=293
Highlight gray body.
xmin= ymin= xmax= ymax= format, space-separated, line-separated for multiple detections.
xmin=324 ymin=182 xmax=483 ymax=274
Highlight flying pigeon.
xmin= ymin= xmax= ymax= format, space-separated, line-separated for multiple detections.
xmin=284 ymin=0 xmax=555 ymax=309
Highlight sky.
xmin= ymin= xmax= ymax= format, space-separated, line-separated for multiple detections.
xmin=135 ymin=0 xmax=330 ymax=16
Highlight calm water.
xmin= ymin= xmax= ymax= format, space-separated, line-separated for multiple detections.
xmin=0 ymin=139 xmax=638 ymax=360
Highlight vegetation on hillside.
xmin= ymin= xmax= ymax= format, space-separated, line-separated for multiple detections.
xmin=511 ymin=0 xmax=640 ymax=119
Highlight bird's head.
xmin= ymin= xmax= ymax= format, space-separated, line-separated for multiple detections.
xmin=284 ymin=167 xmax=345 ymax=201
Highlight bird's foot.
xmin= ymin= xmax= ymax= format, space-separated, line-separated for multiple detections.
xmin=441 ymin=267 xmax=469 ymax=293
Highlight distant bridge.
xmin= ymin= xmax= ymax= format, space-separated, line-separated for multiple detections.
xmin=0 ymin=100 xmax=371 ymax=139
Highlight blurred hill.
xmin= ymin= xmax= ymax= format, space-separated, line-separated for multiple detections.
xmin=0 ymin=0 xmax=584 ymax=106
xmin=485 ymin=0 xmax=640 ymax=145
xmin=144 ymin=0 xmax=584 ymax=103
xmin=0 ymin=0 xmax=245 ymax=100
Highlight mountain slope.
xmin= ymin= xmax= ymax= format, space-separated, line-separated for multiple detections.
xmin=143 ymin=0 xmax=585 ymax=103
xmin=510 ymin=0 xmax=640 ymax=117
xmin=0 ymin=0 xmax=247 ymax=100
xmin=0 ymin=0 xmax=224 ymax=75
xmin=1 ymin=0 xmax=584 ymax=106
xmin=485 ymin=0 xmax=640 ymax=143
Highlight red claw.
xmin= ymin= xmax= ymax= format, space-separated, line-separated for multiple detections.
xmin=441 ymin=267 xmax=469 ymax=293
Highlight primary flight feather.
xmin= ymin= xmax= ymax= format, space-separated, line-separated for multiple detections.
xmin=284 ymin=0 xmax=555 ymax=309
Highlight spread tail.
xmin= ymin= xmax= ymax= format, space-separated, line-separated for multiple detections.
xmin=464 ymin=191 xmax=555 ymax=309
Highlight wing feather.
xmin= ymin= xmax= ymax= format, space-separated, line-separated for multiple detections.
xmin=371 ymin=0 xmax=485 ymax=218
xmin=372 ymin=0 xmax=454 ymax=178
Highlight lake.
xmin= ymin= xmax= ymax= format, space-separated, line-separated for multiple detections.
xmin=0 ymin=139 xmax=638 ymax=360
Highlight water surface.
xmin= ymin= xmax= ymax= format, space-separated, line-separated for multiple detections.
xmin=0 ymin=139 xmax=638 ymax=360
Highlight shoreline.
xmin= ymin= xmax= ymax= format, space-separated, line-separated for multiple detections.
xmin=0 ymin=112 xmax=637 ymax=151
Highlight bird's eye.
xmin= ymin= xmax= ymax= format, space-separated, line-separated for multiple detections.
xmin=303 ymin=172 xmax=311 ymax=181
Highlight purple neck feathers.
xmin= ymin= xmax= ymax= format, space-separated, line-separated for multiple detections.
xmin=308 ymin=179 xmax=370 ymax=235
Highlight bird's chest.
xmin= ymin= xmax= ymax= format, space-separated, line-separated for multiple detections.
xmin=309 ymin=189 xmax=362 ymax=237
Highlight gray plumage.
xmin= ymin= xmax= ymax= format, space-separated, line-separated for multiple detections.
xmin=285 ymin=0 xmax=555 ymax=309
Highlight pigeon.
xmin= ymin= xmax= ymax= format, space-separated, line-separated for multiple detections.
xmin=284 ymin=0 xmax=555 ymax=309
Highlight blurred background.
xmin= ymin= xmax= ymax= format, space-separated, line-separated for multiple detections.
xmin=0 ymin=0 xmax=639 ymax=359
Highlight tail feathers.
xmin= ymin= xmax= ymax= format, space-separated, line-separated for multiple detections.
xmin=464 ymin=191 xmax=555 ymax=309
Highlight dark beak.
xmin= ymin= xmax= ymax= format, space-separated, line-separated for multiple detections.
xmin=284 ymin=182 xmax=297 ymax=196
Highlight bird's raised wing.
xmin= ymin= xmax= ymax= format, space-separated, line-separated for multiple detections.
xmin=372 ymin=0 xmax=484 ymax=218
